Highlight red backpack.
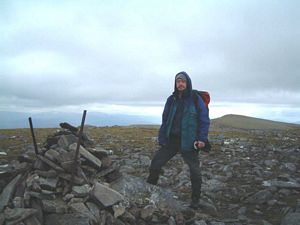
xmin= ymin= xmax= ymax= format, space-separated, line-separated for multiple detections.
xmin=192 ymin=90 xmax=210 ymax=109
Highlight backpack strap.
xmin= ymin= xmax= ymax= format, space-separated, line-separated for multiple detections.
xmin=191 ymin=90 xmax=211 ymax=151
xmin=192 ymin=90 xmax=201 ymax=112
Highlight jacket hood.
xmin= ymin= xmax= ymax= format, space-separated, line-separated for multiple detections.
xmin=173 ymin=71 xmax=192 ymax=98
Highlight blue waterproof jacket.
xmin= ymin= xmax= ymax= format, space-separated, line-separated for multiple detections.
xmin=158 ymin=72 xmax=210 ymax=151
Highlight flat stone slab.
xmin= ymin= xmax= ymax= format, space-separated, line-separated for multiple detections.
xmin=90 ymin=182 xmax=124 ymax=208
xmin=69 ymin=143 xmax=102 ymax=169
xmin=263 ymin=180 xmax=300 ymax=189
xmin=45 ymin=149 xmax=61 ymax=162
xmin=4 ymin=207 xmax=37 ymax=224
xmin=0 ymin=174 xmax=22 ymax=212
xmin=37 ymin=155 xmax=64 ymax=173
xmin=111 ymin=174 xmax=185 ymax=212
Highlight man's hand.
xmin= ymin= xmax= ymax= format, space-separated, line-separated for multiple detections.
xmin=194 ymin=141 xmax=205 ymax=149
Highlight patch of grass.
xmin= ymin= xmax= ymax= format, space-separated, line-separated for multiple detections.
xmin=0 ymin=128 xmax=57 ymax=162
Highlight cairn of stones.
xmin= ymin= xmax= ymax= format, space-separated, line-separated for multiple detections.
xmin=0 ymin=123 xmax=125 ymax=225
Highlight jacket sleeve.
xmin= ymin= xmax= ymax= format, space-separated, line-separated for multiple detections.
xmin=196 ymin=95 xmax=210 ymax=142
xmin=158 ymin=96 xmax=173 ymax=145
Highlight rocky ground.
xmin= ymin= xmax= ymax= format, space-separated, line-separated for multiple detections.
xmin=0 ymin=122 xmax=300 ymax=225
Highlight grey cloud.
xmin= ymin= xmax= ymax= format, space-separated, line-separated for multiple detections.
xmin=0 ymin=0 xmax=299 ymax=112
xmin=172 ymin=1 xmax=300 ymax=103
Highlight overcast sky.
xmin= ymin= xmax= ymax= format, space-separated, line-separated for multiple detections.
xmin=1 ymin=0 xmax=299 ymax=123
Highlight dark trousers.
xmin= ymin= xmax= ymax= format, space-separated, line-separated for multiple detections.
xmin=147 ymin=137 xmax=202 ymax=200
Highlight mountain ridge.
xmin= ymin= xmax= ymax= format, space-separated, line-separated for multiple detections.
xmin=0 ymin=111 xmax=159 ymax=129
xmin=211 ymin=114 xmax=300 ymax=130
xmin=0 ymin=111 xmax=299 ymax=130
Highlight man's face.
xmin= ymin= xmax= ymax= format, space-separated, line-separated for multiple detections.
xmin=176 ymin=79 xmax=187 ymax=91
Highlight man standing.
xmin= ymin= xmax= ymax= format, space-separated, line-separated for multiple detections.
xmin=147 ymin=71 xmax=210 ymax=209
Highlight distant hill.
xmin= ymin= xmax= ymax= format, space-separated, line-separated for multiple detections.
xmin=0 ymin=111 xmax=160 ymax=129
xmin=1 ymin=111 xmax=299 ymax=131
xmin=211 ymin=114 xmax=300 ymax=130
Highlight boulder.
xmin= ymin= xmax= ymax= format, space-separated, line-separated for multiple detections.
xmin=90 ymin=182 xmax=124 ymax=208
xmin=111 ymin=174 xmax=185 ymax=213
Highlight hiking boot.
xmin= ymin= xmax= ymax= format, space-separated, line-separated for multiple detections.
xmin=189 ymin=199 xmax=200 ymax=209
xmin=146 ymin=169 xmax=160 ymax=185
xmin=146 ymin=177 xmax=158 ymax=185
xmin=190 ymin=190 xmax=201 ymax=209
